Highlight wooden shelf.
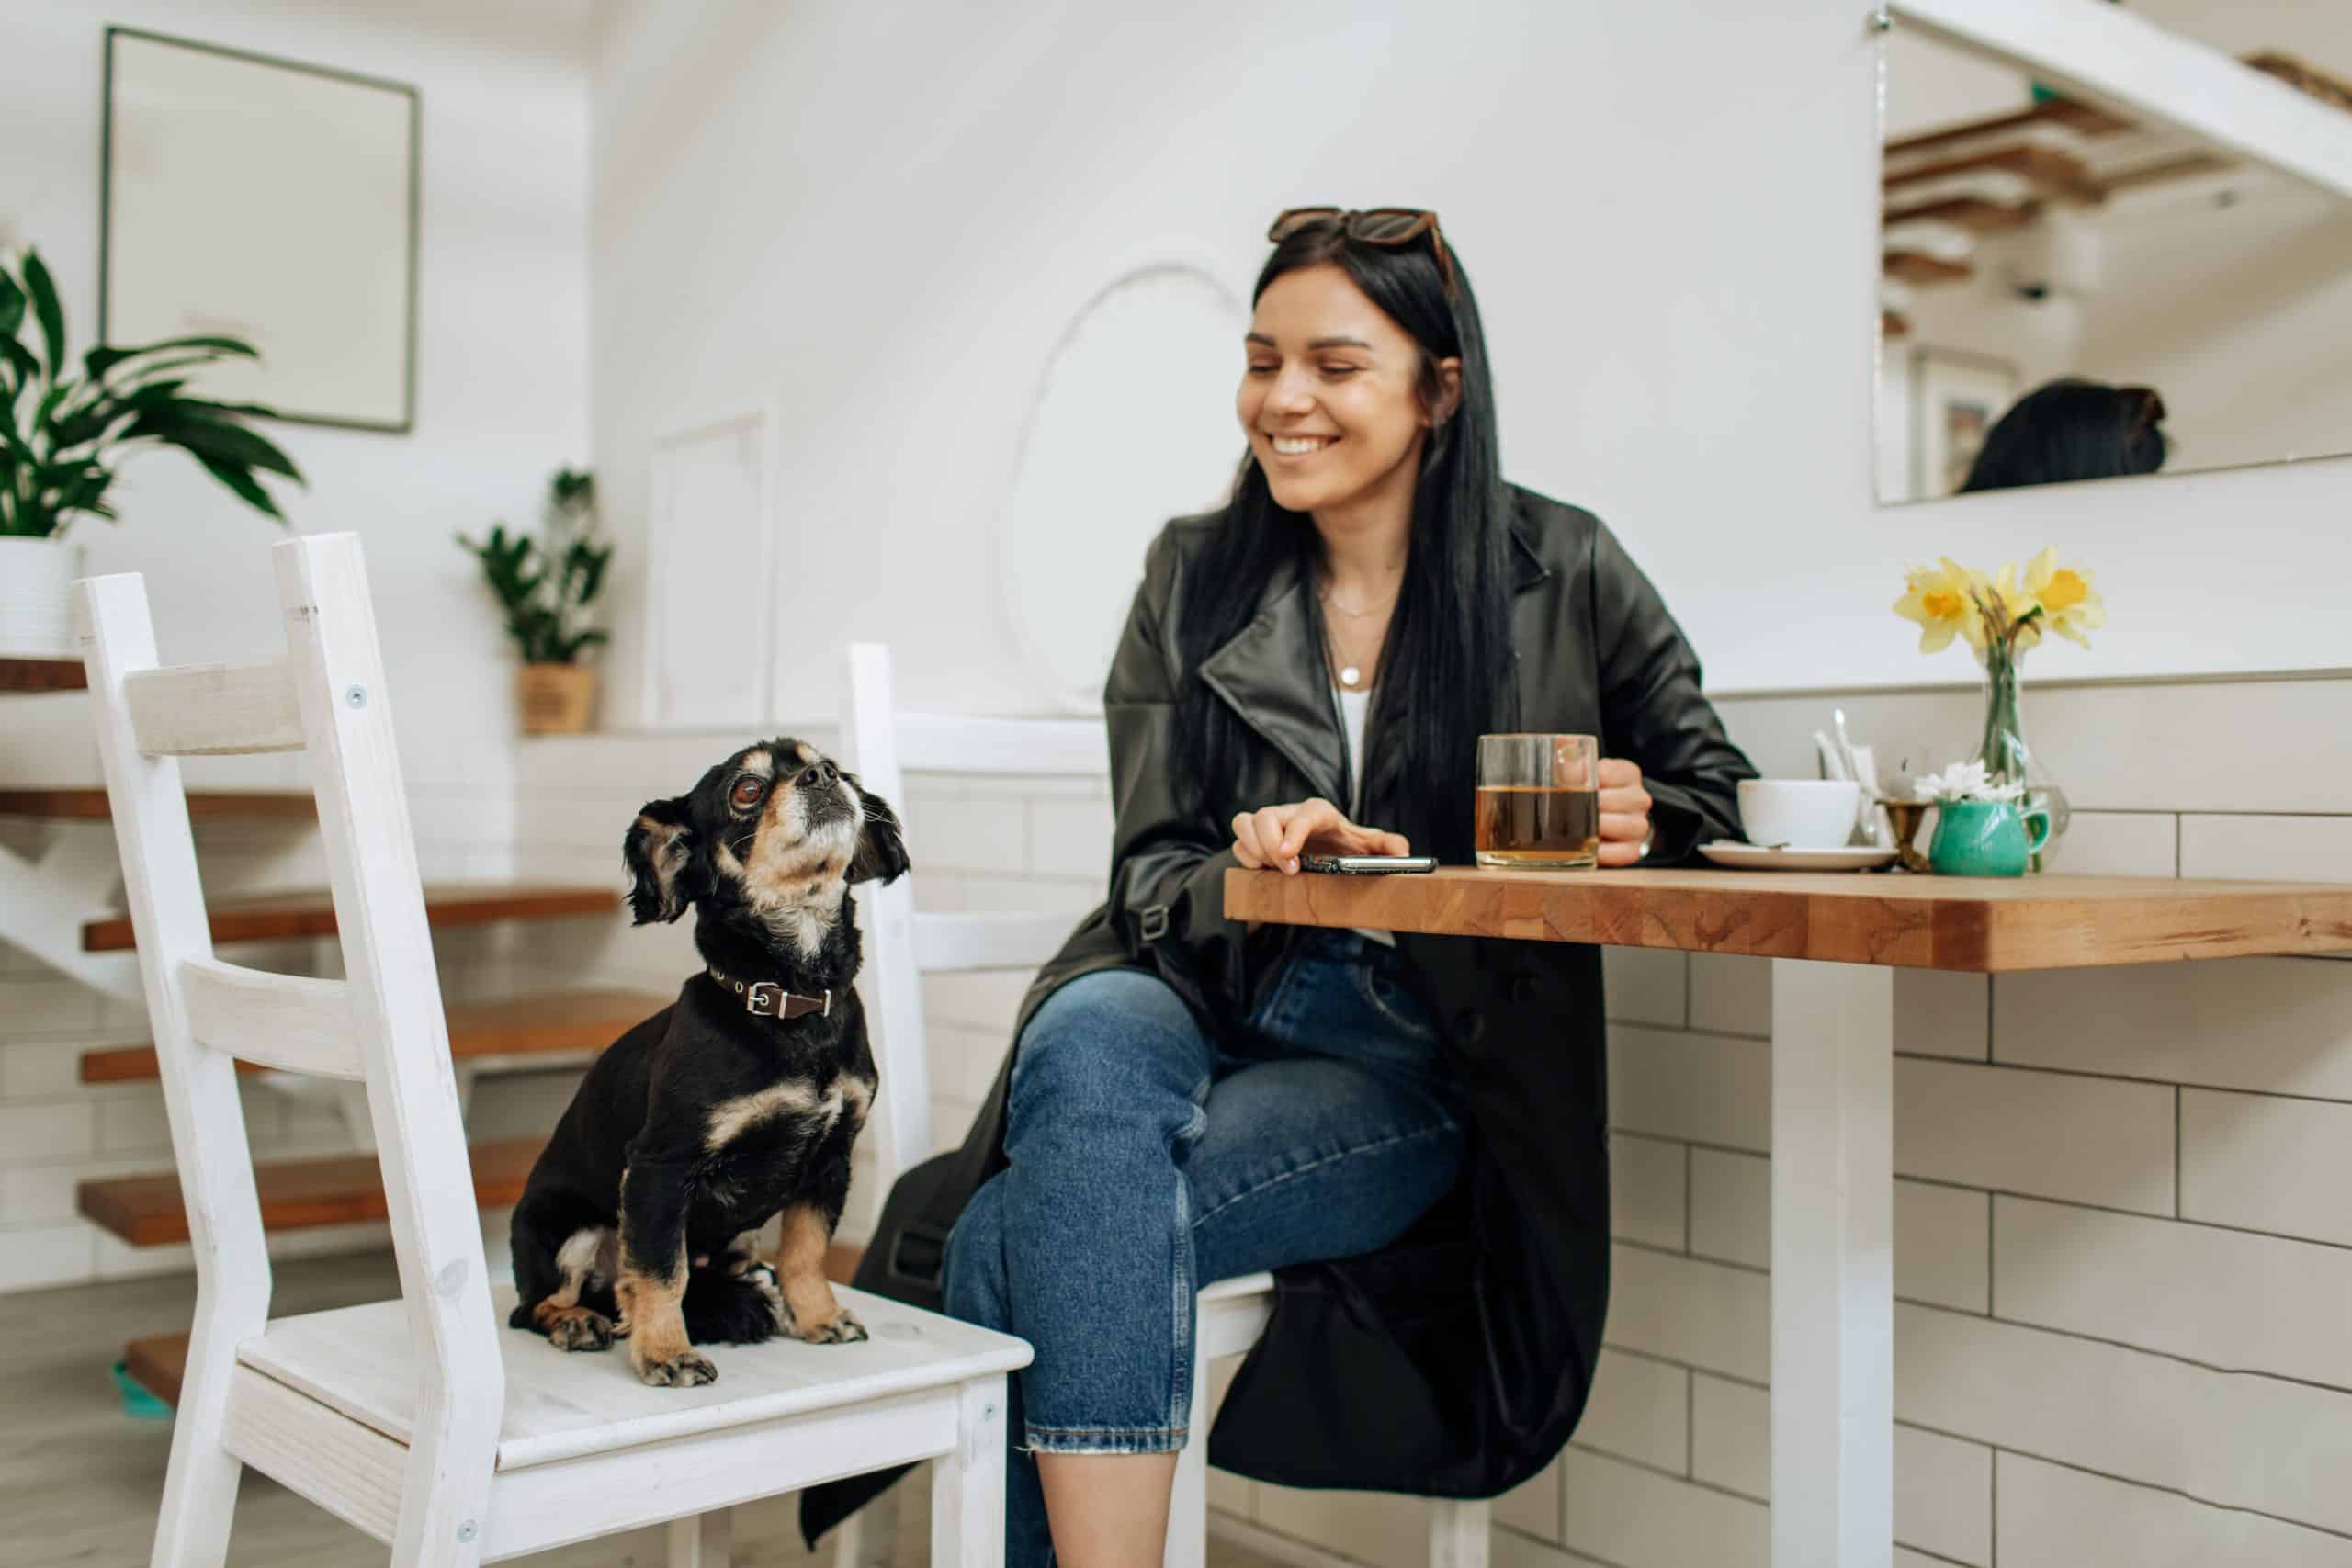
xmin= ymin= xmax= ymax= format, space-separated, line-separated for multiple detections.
xmin=1883 ymin=253 xmax=1973 ymax=286
xmin=81 ymin=881 xmax=622 ymax=953
xmin=0 ymin=788 xmax=315 ymax=822
xmin=1882 ymin=196 xmax=2038 ymax=235
xmin=81 ymin=1136 xmax=547 ymax=1248
xmin=117 ymin=1245 xmax=871 ymax=1406
xmin=79 ymin=987 xmax=665 ymax=1084
xmin=124 ymin=1334 xmax=189 ymax=1406
xmin=0 ymin=658 xmax=86 ymax=694
xmin=1884 ymin=96 xmax=2132 ymax=164
xmin=1885 ymin=143 xmax=2101 ymax=204
xmin=1225 ymin=866 xmax=2352 ymax=974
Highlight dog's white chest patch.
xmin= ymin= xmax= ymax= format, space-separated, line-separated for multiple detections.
xmin=703 ymin=1077 xmax=852 ymax=1151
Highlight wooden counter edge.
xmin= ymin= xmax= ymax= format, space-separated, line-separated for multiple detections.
xmin=1223 ymin=866 xmax=2352 ymax=974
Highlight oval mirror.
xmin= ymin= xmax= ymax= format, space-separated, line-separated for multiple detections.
xmin=1001 ymin=263 xmax=1246 ymax=712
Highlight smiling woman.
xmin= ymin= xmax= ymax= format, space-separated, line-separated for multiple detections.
xmin=828 ymin=207 xmax=1756 ymax=1568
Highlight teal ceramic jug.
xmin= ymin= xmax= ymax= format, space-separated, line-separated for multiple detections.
xmin=1928 ymin=798 xmax=2052 ymax=877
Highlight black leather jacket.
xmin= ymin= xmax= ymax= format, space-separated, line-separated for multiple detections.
xmin=803 ymin=487 xmax=1750 ymax=1540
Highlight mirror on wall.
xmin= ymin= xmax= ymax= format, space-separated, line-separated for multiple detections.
xmin=1875 ymin=3 xmax=2352 ymax=503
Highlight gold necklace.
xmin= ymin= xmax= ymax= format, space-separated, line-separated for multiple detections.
xmin=1321 ymin=598 xmax=1385 ymax=690
xmin=1322 ymin=585 xmax=1395 ymax=619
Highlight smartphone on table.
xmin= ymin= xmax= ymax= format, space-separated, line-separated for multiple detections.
xmin=1297 ymin=853 xmax=1439 ymax=874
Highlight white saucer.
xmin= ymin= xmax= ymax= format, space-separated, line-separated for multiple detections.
xmin=1699 ymin=840 xmax=1898 ymax=872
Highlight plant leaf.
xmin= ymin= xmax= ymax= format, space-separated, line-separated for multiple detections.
xmin=90 ymin=352 xmax=220 ymax=393
xmin=174 ymin=395 xmax=283 ymax=422
xmin=189 ymin=454 xmax=287 ymax=522
xmin=83 ymin=335 xmax=257 ymax=379
xmin=0 ymin=265 xmax=23 ymax=339
xmin=0 ymin=334 xmax=38 ymax=389
xmin=554 ymin=629 xmax=609 ymax=662
xmin=126 ymin=406 xmax=303 ymax=480
xmin=20 ymin=252 xmax=67 ymax=380
xmin=47 ymin=378 xmax=181 ymax=449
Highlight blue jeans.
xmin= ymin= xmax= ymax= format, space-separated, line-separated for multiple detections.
xmin=943 ymin=929 xmax=1464 ymax=1566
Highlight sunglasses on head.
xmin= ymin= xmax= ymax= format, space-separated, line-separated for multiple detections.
xmin=1268 ymin=207 xmax=1458 ymax=294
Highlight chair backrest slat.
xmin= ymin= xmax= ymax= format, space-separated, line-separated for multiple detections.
xmin=896 ymin=712 xmax=1107 ymax=777
xmin=180 ymin=957 xmax=363 ymax=1080
xmin=125 ymin=657 xmax=304 ymax=755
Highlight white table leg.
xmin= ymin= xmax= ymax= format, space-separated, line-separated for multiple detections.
xmin=1770 ymin=959 xmax=1894 ymax=1568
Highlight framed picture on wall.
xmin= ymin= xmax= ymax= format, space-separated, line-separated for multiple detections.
xmin=100 ymin=27 xmax=420 ymax=433
xmin=1910 ymin=347 xmax=2018 ymax=500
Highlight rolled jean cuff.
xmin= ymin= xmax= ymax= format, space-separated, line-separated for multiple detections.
xmin=1023 ymin=1422 xmax=1189 ymax=1456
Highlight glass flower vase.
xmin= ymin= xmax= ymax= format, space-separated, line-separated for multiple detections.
xmin=1971 ymin=644 xmax=2070 ymax=871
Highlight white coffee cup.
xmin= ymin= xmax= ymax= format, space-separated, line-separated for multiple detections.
xmin=1737 ymin=779 xmax=1862 ymax=850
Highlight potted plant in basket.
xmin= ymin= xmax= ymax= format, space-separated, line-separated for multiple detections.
xmin=458 ymin=468 xmax=611 ymax=734
xmin=1 ymin=247 xmax=301 ymax=656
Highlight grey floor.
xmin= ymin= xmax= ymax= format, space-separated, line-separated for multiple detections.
xmin=3 ymin=1252 xmax=1284 ymax=1568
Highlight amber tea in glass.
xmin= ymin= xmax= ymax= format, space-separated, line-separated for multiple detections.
xmin=1476 ymin=734 xmax=1600 ymax=869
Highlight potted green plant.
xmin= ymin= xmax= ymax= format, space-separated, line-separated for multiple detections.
xmin=1 ymin=247 xmax=300 ymax=656
xmin=458 ymin=468 xmax=610 ymax=734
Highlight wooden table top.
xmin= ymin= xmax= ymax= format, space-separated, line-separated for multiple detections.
xmin=1225 ymin=865 xmax=2352 ymax=973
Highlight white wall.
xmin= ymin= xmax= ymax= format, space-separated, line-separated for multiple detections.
xmin=0 ymin=0 xmax=593 ymax=1291
xmin=1 ymin=0 xmax=592 ymax=834
xmin=592 ymin=0 xmax=2347 ymax=722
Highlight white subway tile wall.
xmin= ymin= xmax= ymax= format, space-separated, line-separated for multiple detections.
xmin=4 ymin=677 xmax=2350 ymax=1565
xmin=2180 ymin=812 xmax=2352 ymax=885
xmin=2037 ymin=809 xmax=2177 ymax=878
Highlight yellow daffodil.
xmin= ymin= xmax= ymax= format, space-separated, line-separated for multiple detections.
xmin=1894 ymin=557 xmax=1991 ymax=654
xmin=1989 ymin=561 xmax=2041 ymax=653
xmin=2019 ymin=546 xmax=2105 ymax=648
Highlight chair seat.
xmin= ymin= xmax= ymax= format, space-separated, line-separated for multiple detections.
xmin=236 ymin=1283 xmax=1031 ymax=1472
xmin=1198 ymin=1271 xmax=1273 ymax=1306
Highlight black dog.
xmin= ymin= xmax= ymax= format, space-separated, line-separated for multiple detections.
xmin=507 ymin=737 xmax=909 ymax=1388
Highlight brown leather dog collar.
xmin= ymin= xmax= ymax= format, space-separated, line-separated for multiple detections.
xmin=706 ymin=967 xmax=831 ymax=1020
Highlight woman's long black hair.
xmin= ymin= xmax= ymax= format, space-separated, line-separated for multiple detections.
xmin=1170 ymin=219 xmax=1515 ymax=864
xmin=1959 ymin=378 xmax=2168 ymax=492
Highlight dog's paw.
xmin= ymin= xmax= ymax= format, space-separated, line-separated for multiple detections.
xmin=732 ymin=1261 xmax=788 ymax=1327
xmin=635 ymin=1348 xmax=718 ymax=1388
xmin=797 ymin=1308 xmax=868 ymax=1346
xmin=547 ymin=1308 xmax=616 ymax=1352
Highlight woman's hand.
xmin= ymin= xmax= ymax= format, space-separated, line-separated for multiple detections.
xmin=1596 ymin=757 xmax=1655 ymax=867
xmin=1231 ymin=798 xmax=1411 ymax=875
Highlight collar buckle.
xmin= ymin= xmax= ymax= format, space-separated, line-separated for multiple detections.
xmin=709 ymin=968 xmax=831 ymax=1021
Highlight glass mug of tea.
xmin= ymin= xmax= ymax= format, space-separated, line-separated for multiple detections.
xmin=1476 ymin=733 xmax=1600 ymax=869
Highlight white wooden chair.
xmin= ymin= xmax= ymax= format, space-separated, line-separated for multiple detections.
xmin=81 ymin=535 xmax=1028 ymax=1568
xmin=836 ymin=642 xmax=1490 ymax=1568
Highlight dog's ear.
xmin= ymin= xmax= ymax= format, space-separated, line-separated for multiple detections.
xmin=846 ymin=781 xmax=910 ymax=886
xmin=624 ymin=796 xmax=696 ymax=924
